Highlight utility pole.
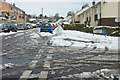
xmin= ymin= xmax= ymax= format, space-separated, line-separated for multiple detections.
xmin=42 ymin=8 xmax=43 ymax=23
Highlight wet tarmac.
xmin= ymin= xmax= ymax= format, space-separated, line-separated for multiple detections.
xmin=1 ymin=28 xmax=119 ymax=79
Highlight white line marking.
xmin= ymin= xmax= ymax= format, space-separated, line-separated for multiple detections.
xmin=4 ymin=36 xmax=11 ymax=39
xmin=29 ymin=60 xmax=38 ymax=68
xmin=43 ymin=61 xmax=50 ymax=68
xmin=19 ymin=70 xmax=32 ymax=79
xmin=34 ymin=54 xmax=41 ymax=59
xmin=14 ymin=33 xmax=24 ymax=37
xmin=49 ymin=49 xmax=53 ymax=53
xmin=46 ymin=55 xmax=52 ymax=59
xmin=39 ymin=71 xmax=48 ymax=79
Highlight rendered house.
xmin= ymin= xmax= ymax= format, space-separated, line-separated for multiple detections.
xmin=0 ymin=0 xmax=27 ymax=23
xmin=74 ymin=0 xmax=120 ymax=27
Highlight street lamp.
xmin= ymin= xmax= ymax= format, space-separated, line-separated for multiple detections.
xmin=42 ymin=8 xmax=43 ymax=23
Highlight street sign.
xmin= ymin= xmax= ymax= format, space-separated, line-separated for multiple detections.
xmin=93 ymin=29 xmax=106 ymax=34
xmin=102 ymin=30 xmax=106 ymax=34
xmin=93 ymin=30 xmax=102 ymax=33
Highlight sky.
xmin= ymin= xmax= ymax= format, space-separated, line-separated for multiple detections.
xmin=5 ymin=0 xmax=101 ymax=17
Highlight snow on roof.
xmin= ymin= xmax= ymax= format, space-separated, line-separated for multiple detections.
xmin=63 ymin=22 xmax=70 ymax=24
xmin=29 ymin=18 xmax=36 ymax=21
xmin=64 ymin=16 xmax=72 ymax=21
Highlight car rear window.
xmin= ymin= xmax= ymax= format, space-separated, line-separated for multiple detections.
xmin=3 ymin=24 xmax=9 ymax=27
xmin=43 ymin=24 xmax=50 ymax=27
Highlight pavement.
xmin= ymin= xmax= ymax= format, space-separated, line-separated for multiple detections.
xmin=0 ymin=28 xmax=119 ymax=79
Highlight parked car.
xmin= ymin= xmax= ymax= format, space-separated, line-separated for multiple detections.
xmin=26 ymin=24 xmax=33 ymax=29
xmin=36 ymin=24 xmax=40 ymax=27
xmin=31 ymin=23 xmax=37 ymax=28
xmin=0 ymin=24 xmax=3 ymax=32
xmin=50 ymin=23 xmax=57 ymax=30
xmin=40 ymin=23 xmax=53 ymax=33
xmin=0 ymin=23 xmax=17 ymax=32
xmin=10 ymin=24 xmax=17 ymax=32
xmin=17 ymin=24 xmax=28 ymax=30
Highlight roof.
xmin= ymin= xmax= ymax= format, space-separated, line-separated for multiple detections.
xmin=29 ymin=18 xmax=36 ymax=21
xmin=65 ymin=16 xmax=72 ymax=21
xmin=78 ymin=1 xmax=101 ymax=16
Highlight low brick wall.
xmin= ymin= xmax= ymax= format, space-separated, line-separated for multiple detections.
xmin=98 ymin=18 xmax=119 ymax=26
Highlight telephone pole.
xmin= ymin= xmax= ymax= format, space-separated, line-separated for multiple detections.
xmin=42 ymin=8 xmax=43 ymax=23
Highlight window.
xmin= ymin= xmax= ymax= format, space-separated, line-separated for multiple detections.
xmin=11 ymin=8 xmax=12 ymax=10
xmin=95 ymin=14 xmax=98 ymax=21
xmin=83 ymin=14 xmax=84 ymax=23
xmin=87 ymin=11 xmax=88 ymax=17
xmin=95 ymin=6 xmax=98 ymax=15
xmin=95 ymin=21 xmax=98 ymax=26
xmin=19 ymin=16 xmax=21 ymax=19
xmin=89 ymin=9 xmax=91 ymax=17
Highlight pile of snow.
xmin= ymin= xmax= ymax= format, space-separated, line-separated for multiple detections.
xmin=0 ymin=63 xmax=19 ymax=70
xmin=0 ymin=32 xmax=17 ymax=36
xmin=94 ymin=26 xmax=119 ymax=29
xmin=38 ymin=25 xmax=119 ymax=52
xmin=94 ymin=26 xmax=111 ymax=29
xmin=63 ymin=22 xmax=70 ymax=24
xmin=0 ymin=31 xmax=23 ymax=36
xmin=61 ymin=69 xmax=118 ymax=79
xmin=30 ymin=33 xmax=40 ymax=39
xmin=50 ymin=26 xmax=119 ymax=52
xmin=53 ymin=25 xmax=64 ymax=35
xmin=39 ymin=32 xmax=53 ymax=37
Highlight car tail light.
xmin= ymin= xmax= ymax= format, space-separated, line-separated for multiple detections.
xmin=41 ymin=24 xmax=43 ymax=27
xmin=23 ymin=26 xmax=24 ymax=28
xmin=50 ymin=24 xmax=51 ymax=27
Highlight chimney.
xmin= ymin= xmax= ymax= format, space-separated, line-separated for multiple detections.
xmin=13 ymin=3 xmax=15 ymax=6
xmin=92 ymin=0 xmax=95 ymax=5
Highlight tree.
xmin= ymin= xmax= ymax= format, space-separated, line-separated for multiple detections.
xmin=60 ymin=16 xmax=64 ymax=19
xmin=67 ymin=11 xmax=74 ymax=17
xmin=39 ymin=14 xmax=43 ymax=19
xmin=44 ymin=15 xmax=48 ymax=19
xmin=54 ymin=13 xmax=59 ymax=21
xmin=28 ymin=15 xmax=32 ymax=19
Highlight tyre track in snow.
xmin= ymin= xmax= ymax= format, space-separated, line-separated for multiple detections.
xmin=19 ymin=31 xmax=53 ymax=79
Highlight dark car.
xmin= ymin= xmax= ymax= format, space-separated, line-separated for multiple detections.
xmin=26 ymin=24 xmax=33 ymax=29
xmin=10 ymin=24 xmax=17 ymax=32
xmin=1 ymin=24 xmax=17 ymax=32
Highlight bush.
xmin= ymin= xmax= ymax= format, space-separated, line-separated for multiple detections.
xmin=63 ymin=24 xmax=86 ymax=31
xmin=63 ymin=24 xmax=119 ymax=37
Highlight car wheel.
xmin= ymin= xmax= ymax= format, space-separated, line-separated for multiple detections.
xmin=50 ymin=31 xmax=53 ymax=33
xmin=15 ymin=29 xmax=17 ymax=32
xmin=7 ymin=30 xmax=10 ymax=33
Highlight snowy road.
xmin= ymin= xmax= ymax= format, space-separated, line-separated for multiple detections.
xmin=0 ymin=27 xmax=120 ymax=79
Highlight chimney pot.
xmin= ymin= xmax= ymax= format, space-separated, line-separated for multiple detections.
xmin=92 ymin=0 xmax=95 ymax=5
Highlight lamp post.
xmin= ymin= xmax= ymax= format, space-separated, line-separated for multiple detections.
xmin=42 ymin=8 xmax=43 ymax=23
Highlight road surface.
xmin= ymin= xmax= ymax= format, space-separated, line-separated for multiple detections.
xmin=1 ymin=28 xmax=119 ymax=79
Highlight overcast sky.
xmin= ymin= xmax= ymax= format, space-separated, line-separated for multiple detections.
xmin=6 ymin=0 xmax=101 ymax=17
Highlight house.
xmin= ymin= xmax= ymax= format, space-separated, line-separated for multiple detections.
xmin=76 ymin=0 xmax=120 ymax=27
xmin=74 ymin=4 xmax=90 ymax=23
xmin=0 ymin=0 xmax=27 ymax=23
xmin=65 ymin=16 xmax=72 ymax=23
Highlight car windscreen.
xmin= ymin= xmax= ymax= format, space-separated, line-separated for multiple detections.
xmin=11 ymin=24 xmax=16 ymax=27
xmin=26 ymin=24 xmax=29 ymax=26
xmin=2 ymin=24 xmax=9 ymax=28
xmin=18 ymin=24 xmax=26 ymax=26
xmin=43 ymin=24 xmax=50 ymax=27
